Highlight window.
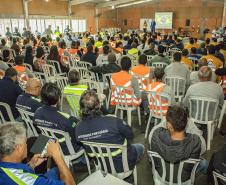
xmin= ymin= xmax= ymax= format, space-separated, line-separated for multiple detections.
xmin=18 ymin=19 xmax=25 ymax=33
xmin=72 ymin=19 xmax=86 ymax=33
xmin=29 ymin=19 xmax=37 ymax=33
xmin=11 ymin=19 xmax=19 ymax=32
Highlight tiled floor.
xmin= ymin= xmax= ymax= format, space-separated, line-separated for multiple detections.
xmin=71 ymin=105 xmax=226 ymax=185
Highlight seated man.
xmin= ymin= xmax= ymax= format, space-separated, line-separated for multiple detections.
xmin=0 ymin=123 xmax=75 ymax=185
xmin=111 ymin=56 xmax=141 ymax=106
xmin=151 ymin=45 xmax=171 ymax=66
xmin=14 ymin=55 xmax=33 ymax=79
xmin=64 ymin=69 xmax=88 ymax=115
xmin=190 ymin=58 xmax=217 ymax=85
xmin=16 ymin=78 xmax=43 ymax=113
xmin=76 ymin=90 xmax=144 ymax=173
xmin=0 ymin=68 xmax=23 ymax=120
xmin=146 ymin=67 xmax=174 ymax=115
xmin=89 ymin=53 xmax=121 ymax=75
xmin=165 ymin=52 xmax=191 ymax=87
xmin=181 ymin=49 xmax=193 ymax=70
xmin=96 ymin=45 xmax=110 ymax=66
xmin=34 ymin=83 xmax=80 ymax=153
xmin=81 ymin=43 xmax=97 ymax=66
xmin=149 ymin=106 xmax=207 ymax=183
xmin=188 ymin=47 xmax=202 ymax=60
xmin=131 ymin=54 xmax=154 ymax=90
xmin=201 ymin=45 xmax=222 ymax=69
xmin=128 ymin=42 xmax=139 ymax=55
xmin=184 ymin=66 xmax=224 ymax=118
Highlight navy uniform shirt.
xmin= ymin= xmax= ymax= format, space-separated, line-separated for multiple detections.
xmin=34 ymin=105 xmax=80 ymax=153
xmin=76 ymin=115 xmax=137 ymax=173
xmin=16 ymin=93 xmax=43 ymax=113
xmin=0 ymin=77 xmax=23 ymax=120
xmin=0 ymin=162 xmax=64 ymax=185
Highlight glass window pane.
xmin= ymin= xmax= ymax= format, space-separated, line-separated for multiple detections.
xmin=45 ymin=19 xmax=56 ymax=32
xmin=11 ymin=19 xmax=19 ymax=32
xmin=0 ymin=19 xmax=5 ymax=36
xmin=55 ymin=19 xmax=63 ymax=33
xmin=29 ymin=19 xmax=37 ymax=33
xmin=62 ymin=19 xmax=69 ymax=32
xmin=18 ymin=19 xmax=25 ymax=33
xmin=40 ymin=19 xmax=45 ymax=33
xmin=72 ymin=19 xmax=79 ymax=32
xmin=4 ymin=19 xmax=12 ymax=33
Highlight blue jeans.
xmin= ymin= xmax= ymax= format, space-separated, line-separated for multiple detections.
xmin=197 ymin=158 xmax=209 ymax=174
xmin=44 ymin=167 xmax=60 ymax=180
xmin=131 ymin=143 xmax=145 ymax=162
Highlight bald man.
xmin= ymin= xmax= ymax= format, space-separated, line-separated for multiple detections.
xmin=183 ymin=66 xmax=224 ymax=118
xmin=16 ymin=78 xmax=43 ymax=113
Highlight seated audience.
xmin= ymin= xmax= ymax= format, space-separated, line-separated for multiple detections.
xmin=96 ymin=45 xmax=110 ymax=66
xmin=33 ymin=46 xmax=46 ymax=72
xmin=2 ymin=49 xmax=14 ymax=64
xmin=131 ymin=54 xmax=153 ymax=90
xmin=24 ymin=45 xmax=34 ymax=67
xmin=197 ymin=42 xmax=207 ymax=56
xmin=10 ymin=38 xmax=20 ymax=56
xmin=151 ymin=45 xmax=171 ymax=66
xmin=13 ymin=55 xmax=33 ymax=78
xmin=0 ymin=123 xmax=75 ymax=185
xmin=0 ymin=39 xmax=9 ymax=51
xmin=76 ymin=90 xmax=145 ymax=172
xmin=0 ymin=59 xmax=9 ymax=72
xmin=188 ymin=47 xmax=202 ymax=60
xmin=201 ymin=45 xmax=222 ymax=69
xmin=185 ymin=37 xmax=197 ymax=50
xmin=89 ymin=53 xmax=121 ymax=75
xmin=143 ymin=41 xmax=157 ymax=56
xmin=215 ymin=67 xmax=226 ymax=99
xmin=149 ymin=105 xmax=207 ymax=183
xmin=190 ymin=58 xmax=217 ymax=84
xmin=164 ymin=52 xmax=190 ymax=86
xmin=184 ymin=66 xmax=224 ymax=118
xmin=111 ymin=56 xmax=141 ymax=106
xmin=0 ymin=68 xmax=23 ymax=120
xmin=16 ymin=78 xmax=42 ymax=113
xmin=181 ymin=49 xmax=193 ymax=70
xmin=147 ymin=67 xmax=174 ymax=114
xmin=128 ymin=42 xmax=139 ymax=55
xmin=34 ymin=83 xmax=80 ymax=153
xmin=215 ymin=44 xmax=225 ymax=63
xmin=81 ymin=43 xmax=97 ymax=66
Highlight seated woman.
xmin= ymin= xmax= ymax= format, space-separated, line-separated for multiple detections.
xmin=33 ymin=46 xmax=46 ymax=72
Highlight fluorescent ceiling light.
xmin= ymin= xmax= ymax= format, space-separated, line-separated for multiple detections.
xmin=116 ymin=0 xmax=152 ymax=8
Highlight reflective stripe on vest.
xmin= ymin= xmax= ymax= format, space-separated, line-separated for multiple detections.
xmin=111 ymin=77 xmax=141 ymax=106
xmin=87 ymin=140 xmax=127 ymax=158
xmin=1 ymin=167 xmax=38 ymax=185
xmin=148 ymin=82 xmax=169 ymax=115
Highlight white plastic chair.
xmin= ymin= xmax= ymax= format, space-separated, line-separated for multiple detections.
xmin=17 ymin=108 xmax=39 ymax=137
xmin=127 ymin=54 xmax=138 ymax=67
xmin=188 ymin=96 xmax=219 ymax=150
xmin=213 ymin=171 xmax=226 ymax=185
xmin=112 ymin=86 xmax=141 ymax=127
xmin=33 ymin=72 xmax=45 ymax=86
xmin=0 ymin=102 xmax=15 ymax=123
xmin=81 ymin=140 xmax=137 ymax=185
xmin=77 ymin=61 xmax=92 ymax=68
xmin=165 ymin=76 xmax=186 ymax=103
xmin=48 ymin=60 xmax=67 ymax=76
xmin=218 ymin=100 xmax=226 ymax=129
xmin=103 ymin=73 xmax=113 ymax=109
xmin=145 ymin=91 xmax=171 ymax=138
xmin=132 ymin=74 xmax=150 ymax=91
xmin=148 ymin=151 xmax=200 ymax=185
xmin=69 ymin=54 xmax=80 ymax=68
xmin=168 ymin=48 xmax=181 ymax=60
xmin=42 ymin=64 xmax=66 ymax=83
xmin=37 ymin=126 xmax=91 ymax=174
xmin=152 ymin=62 xmax=168 ymax=69
xmin=188 ymin=57 xmax=199 ymax=71
xmin=24 ymin=63 xmax=33 ymax=72
xmin=146 ymin=55 xmax=155 ymax=66
xmin=57 ymin=77 xmax=68 ymax=93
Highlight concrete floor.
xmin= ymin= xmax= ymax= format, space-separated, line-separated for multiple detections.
xmin=64 ymin=101 xmax=226 ymax=185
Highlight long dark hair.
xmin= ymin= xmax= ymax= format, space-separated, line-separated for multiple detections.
xmin=48 ymin=45 xmax=59 ymax=61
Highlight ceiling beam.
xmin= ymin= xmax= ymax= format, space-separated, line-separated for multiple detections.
xmin=71 ymin=0 xmax=92 ymax=6
xmin=96 ymin=0 xmax=138 ymax=8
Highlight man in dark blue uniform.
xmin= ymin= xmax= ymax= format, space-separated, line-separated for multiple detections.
xmin=33 ymin=83 xmax=80 ymax=154
xmin=16 ymin=78 xmax=43 ymax=113
xmin=76 ymin=90 xmax=145 ymax=173
xmin=0 ymin=68 xmax=23 ymax=120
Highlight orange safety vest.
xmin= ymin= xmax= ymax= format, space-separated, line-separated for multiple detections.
xmin=131 ymin=65 xmax=151 ymax=90
xmin=68 ymin=48 xmax=78 ymax=55
xmin=111 ymin=71 xmax=141 ymax=107
xmin=13 ymin=65 xmax=28 ymax=86
xmin=58 ymin=48 xmax=65 ymax=57
xmin=148 ymin=82 xmax=169 ymax=116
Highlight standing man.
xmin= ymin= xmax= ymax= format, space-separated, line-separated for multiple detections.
xmin=151 ymin=19 xmax=156 ymax=34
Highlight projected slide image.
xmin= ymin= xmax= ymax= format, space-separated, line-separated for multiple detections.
xmin=155 ymin=12 xmax=173 ymax=29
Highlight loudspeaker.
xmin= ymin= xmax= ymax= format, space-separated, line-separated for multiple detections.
xmin=123 ymin=19 xmax=127 ymax=26
xmin=185 ymin=19 xmax=190 ymax=27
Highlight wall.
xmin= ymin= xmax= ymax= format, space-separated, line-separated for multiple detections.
xmin=99 ymin=0 xmax=224 ymax=33
xmin=28 ymin=0 xmax=68 ymax=16
xmin=0 ymin=0 xmax=24 ymax=16
xmin=71 ymin=3 xmax=96 ymax=33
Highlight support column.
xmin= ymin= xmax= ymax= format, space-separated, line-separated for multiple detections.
xmin=68 ymin=0 xmax=72 ymax=28
xmin=23 ymin=0 xmax=29 ymax=28
xmin=200 ymin=0 xmax=207 ymax=39
xmin=95 ymin=8 xmax=99 ymax=33
xmin=222 ymin=0 xmax=226 ymax=27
